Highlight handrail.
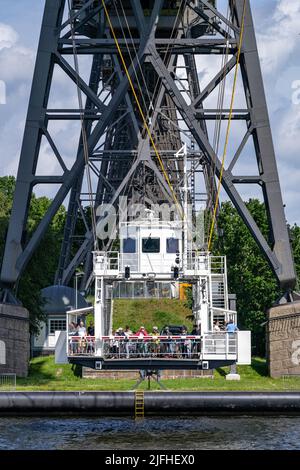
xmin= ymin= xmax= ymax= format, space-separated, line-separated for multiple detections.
xmin=68 ymin=335 xmax=202 ymax=340
xmin=93 ymin=251 xmax=227 ymax=274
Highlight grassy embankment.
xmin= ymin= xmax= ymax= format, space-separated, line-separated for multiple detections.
xmin=112 ymin=298 xmax=193 ymax=332
xmin=12 ymin=299 xmax=300 ymax=392
xmin=15 ymin=355 xmax=300 ymax=392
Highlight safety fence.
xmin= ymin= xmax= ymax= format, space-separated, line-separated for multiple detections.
xmin=0 ymin=373 xmax=16 ymax=391
xmin=68 ymin=335 xmax=201 ymax=359
xmin=68 ymin=333 xmax=238 ymax=359
xmin=202 ymin=333 xmax=237 ymax=357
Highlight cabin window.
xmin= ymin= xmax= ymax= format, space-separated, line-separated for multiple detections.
xmin=49 ymin=319 xmax=66 ymax=335
xmin=142 ymin=237 xmax=160 ymax=253
xmin=166 ymin=237 xmax=179 ymax=253
xmin=123 ymin=238 xmax=136 ymax=253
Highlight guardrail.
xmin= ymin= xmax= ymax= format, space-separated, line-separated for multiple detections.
xmin=68 ymin=335 xmax=201 ymax=359
xmin=68 ymin=335 xmax=96 ymax=355
xmin=68 ymin=333 xmax=237 ymax=360
xmin=93 ymin=251 xmax=227 ymax=276
xmin=0 ymin=373 xmax=16 ymax=391
xmin=202 ymin=332 xmax=237 ymax=357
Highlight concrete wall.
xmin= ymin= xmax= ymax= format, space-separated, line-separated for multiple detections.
xmin=82 ymin=368 xmax=213 ymax=380
xmin=0 ymin=304 xmax=30 ymax=378
xmin=266 ymin=302 xmax=300 ymax=378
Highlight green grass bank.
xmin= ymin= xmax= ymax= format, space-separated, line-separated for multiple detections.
xmin=112 ymin=298 xmax=193 ymax=332
xmin=11 ymin=355 xmax=300 ymax=392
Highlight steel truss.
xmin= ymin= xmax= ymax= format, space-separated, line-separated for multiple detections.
xmin=0 ymin=0 xmax=297 ymax=298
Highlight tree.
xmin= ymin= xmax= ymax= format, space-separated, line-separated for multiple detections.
xmin=291 ymin=224 xmax=300 ymax=289
xmin=0 ymin=176 xmax=15 ymax=264
xmin=0 ymin=177 xmax=66 ymax=334
xmin=212 ymin=199 xmax=299 ymax=356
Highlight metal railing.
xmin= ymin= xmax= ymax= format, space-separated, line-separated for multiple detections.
xmin=103 ymin=336 xmax=201 ymax=359
xmin=68 ymin=333 xmax=238 ymax=360
xmin=0 ymin=373 xmax=16 ymax=391
xmin=94 ymin=251 xmax=227 ymax=275
xmin=211 ymin=281 xmax=226 ymax=308
xmin=202 ymin=332 xmax=237 ymax=357
xmin=68 ymin=335 xmax=201 ymax=359
xmin=210 ymin=256 xmax=226 ymax=274
xmin=68 ymin=336 xmax=96 ymax=355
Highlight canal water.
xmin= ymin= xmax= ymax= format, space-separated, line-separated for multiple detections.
xmin=0 ymin=416 xmax=299 ymax=450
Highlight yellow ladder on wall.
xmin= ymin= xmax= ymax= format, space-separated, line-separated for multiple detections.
xmin=135 ymin=390 xmax=145 ymax=419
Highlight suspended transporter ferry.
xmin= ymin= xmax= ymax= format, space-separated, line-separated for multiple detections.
xmin=58 ymin=213 xmax=251 ymax=374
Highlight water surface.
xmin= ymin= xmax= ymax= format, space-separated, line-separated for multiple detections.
xmin=0 ymin=416 xmax=299 ymax=450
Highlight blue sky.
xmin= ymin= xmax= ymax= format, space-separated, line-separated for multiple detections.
xmin=0 ymin=0 xmax=300 ymax=225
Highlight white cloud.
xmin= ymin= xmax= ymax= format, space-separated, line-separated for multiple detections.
xmin=256 ymin=0 xmax=300 ymax=76
xmin=0 ymin=21 xmax=81 ymax=178
xmin=0 ymin=23 xmax=36 ymax=176
xmin=0 ymin=45 xmax=34 ymax=82
xmin=0 ymin=23 xmax=18 ymax=50
xmin=275 ymin=104 xmax=300 ymax=161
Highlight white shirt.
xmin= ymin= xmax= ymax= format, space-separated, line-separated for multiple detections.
xmin=78 ymin=326 xmax=86 ymax=337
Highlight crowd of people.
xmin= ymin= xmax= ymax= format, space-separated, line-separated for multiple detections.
xmin=68 ymin=319 xmax=239 ymax=358
xmin=104 ymin=324 xmax=201 ymax=359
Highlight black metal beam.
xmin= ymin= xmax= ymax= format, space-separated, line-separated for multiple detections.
xmin=1 ymin=0 xmax=66 ymax=286
xmin=1 ymin=0 xmax=297 ymax=296
xmin=146 ymin=42 xmax=294 ymax=288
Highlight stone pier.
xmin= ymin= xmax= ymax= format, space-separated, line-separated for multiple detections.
xmin=0 ymin=304 xmax=30 ymax=378
xmin=266 ymin=302 xmax=300 ymax=378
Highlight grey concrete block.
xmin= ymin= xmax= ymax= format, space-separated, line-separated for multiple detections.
xmin=267 ymin=303 xmax=300 ymax=378
xmin=0 ymin=303 xmax=30 ymax=378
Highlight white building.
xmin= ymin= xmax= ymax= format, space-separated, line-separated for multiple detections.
xmin=33 ymin=285 xmax=90 ymax=356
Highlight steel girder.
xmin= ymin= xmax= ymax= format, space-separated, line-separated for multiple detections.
xmin=145 ymin=0 xmax=296 ymax=291
xmin=0 ymin=0 xmax=297 ymax=295
xmin=0 ymin=0 xmax=161 ymax=287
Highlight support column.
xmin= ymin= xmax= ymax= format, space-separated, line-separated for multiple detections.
xmin=267 ymin=303 xmax=300 ymax=378
xmin=0 ymin=304 xmax=30 ymax=378
xmin=94 ymin=275 xmax=105 ymax=356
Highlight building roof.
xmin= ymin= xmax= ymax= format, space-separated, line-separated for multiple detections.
xmin=40 ymin=285 xmax=90 ymax=315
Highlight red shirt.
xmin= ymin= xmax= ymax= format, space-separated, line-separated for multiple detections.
xmin=135 ymin=328 xmax=149 ymax=337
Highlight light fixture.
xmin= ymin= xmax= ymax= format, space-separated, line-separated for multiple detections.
xmin=173 ymin=266 xmax=179 ymax=280
xmin=125 ymin=266 xmax=131 ymax=279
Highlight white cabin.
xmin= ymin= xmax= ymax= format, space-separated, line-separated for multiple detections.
xmin=119 ymin=219 xmax=182 ymax=275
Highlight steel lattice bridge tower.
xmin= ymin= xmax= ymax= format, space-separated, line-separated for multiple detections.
xmin=0 ymin=0 xmax=297 ymax=300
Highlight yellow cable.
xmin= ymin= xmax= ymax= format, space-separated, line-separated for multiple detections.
xmin=207 ymin=0 xmax=247 ymax=252
xmin=101 ymin=0 xmax=184 ymax=220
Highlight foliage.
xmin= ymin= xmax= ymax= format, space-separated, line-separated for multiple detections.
xmin=213 ymin=200 xmax=285 ymax=356
xmin=291 ymin=224 xmax=300 ymax=289
xmin=19 ymin=195 xmax=67 ymax=333
xmin=0 ymin=176 xmax=16 ymax=264
xmin=0 ymin=177 xmax=66 ymax=334
xmin=184 ymin=286 xmax=193 ymax=311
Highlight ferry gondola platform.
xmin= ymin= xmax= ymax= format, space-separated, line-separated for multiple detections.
xmin=69 ymin=356 xmax=235 ymax=371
